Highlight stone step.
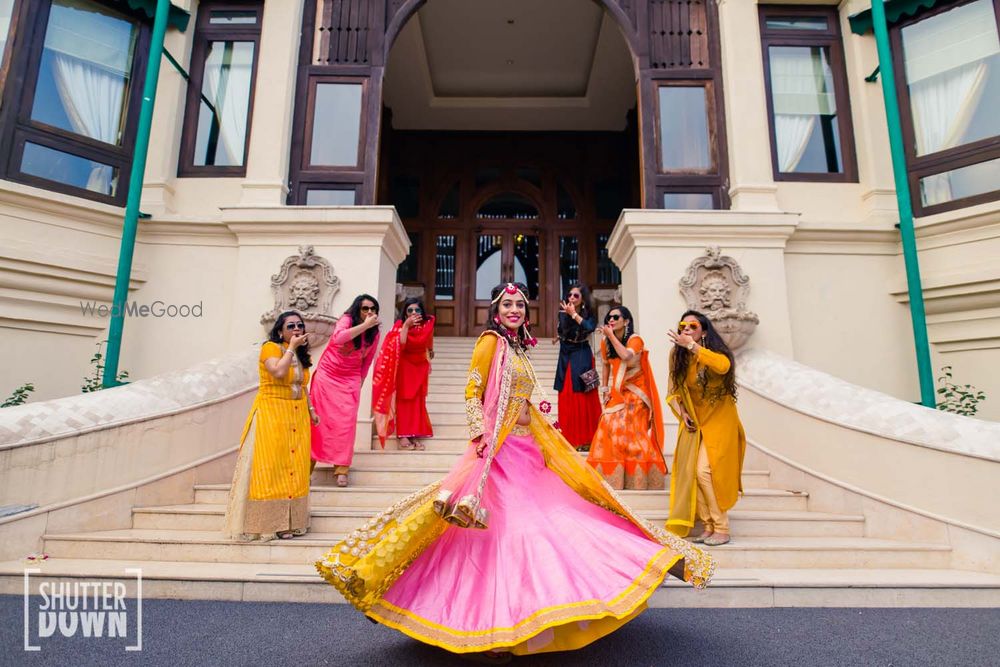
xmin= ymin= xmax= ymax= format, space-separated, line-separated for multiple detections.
xmin=133 ymin=503 xmax=864 ymax=537
xmin=192 ymin=484 xmax=809 ymax=512
xmin=315 ymin=461 xmax=773 ymax=490
xmin=4 ymin=560 xmax=995 ymax=606
xmin=38 ymin=530 xmax=953 ymax=570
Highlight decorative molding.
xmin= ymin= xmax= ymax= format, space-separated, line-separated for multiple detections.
xmin=261 ymin=246 xmax=341 ymax=346
xmin=914 ymin=200 xmax=1000 ymax=251
xmin=679 ymin=246 xmax=759 ymax=350
xmin=0 ymin=238 xmax=147 ymax=337
xmin=608 ymin=209 xmax=800 ymax=267
xmin=0 ymin=180 xmax=124 ymax=239
xmin=221 ymin=205 xmax=411 ymax=265
xmin=785 ymin=226 xmax=900 ymax=255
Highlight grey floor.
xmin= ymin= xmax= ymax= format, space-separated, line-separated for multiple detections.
xmin=2 ymin=596 xmax=998 ymax=666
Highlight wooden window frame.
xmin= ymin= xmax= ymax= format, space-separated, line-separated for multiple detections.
xmin=0 ymin=0 xmax=151 ymax=205
xmin=301 ymin=75 xmax=368 ymax=171
xmin=758 ymin=5 xmax=859 ymax=183
xmin=177 ymin=0 xmax=263 ymax=177
xmin=297 ymin=183 xmax=360 ymax=206
xmin=645 ymin=72 xmax=729 ymax=208
xmin=657 ymin=186 xmax=721 ymax=209
xmin=890 ymin=0 xmax=1000 ymax=216
xmin=653 ymin=79 xmax=719 ymax=176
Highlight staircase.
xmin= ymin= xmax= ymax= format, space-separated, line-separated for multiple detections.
xmin=3 ymin=337 xmax=999 ymax=606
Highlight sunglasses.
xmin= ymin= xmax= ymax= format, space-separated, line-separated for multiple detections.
xmin=678 ymin=321 xmax=700 ymax=330
xmin=607 ymin=314 xmax=622 ymax=321
xmin=285 ymin=321 xmax=305 ymax=330
xmin=360 ymin=305 xmax=377 ymax=313
xmin=406 ymin=307 xmax=422 ymax=314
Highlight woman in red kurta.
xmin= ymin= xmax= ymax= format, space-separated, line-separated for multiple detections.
xmin=372 ymin=298 xmax=435 ymax=450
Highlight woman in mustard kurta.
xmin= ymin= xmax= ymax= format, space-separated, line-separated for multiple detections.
xmin=224 ymin=311 xmax=319 ymax=542
xmin=665 ymin=310 xmax=745 ymax=547
xmin=315 ymin=283 xmax=714 ymax=659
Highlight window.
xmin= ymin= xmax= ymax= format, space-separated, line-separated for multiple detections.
xmin=759 ymin=6 xmax=858 ymax=181
xmin=651 ymin=79 xmax=728 ymax=207
xmin=893 ymin=0 xmax=1000 ymax=214
xmin=657 ymin=85 xmax=714 ymax=172
xmin=595 ymin=233 xmax=621 ymax=286
xmin=288 ymin=73 xmax=368 ymax=204
xmin=663 ymin=191 xmax=716 ymax=209
xmin=476 ymin=192 xmax=539 ymax=220
xmin=0 ymin=0 xmax=150 ymax=203
xmin=178 ymin=1 xmax=262 ymax=175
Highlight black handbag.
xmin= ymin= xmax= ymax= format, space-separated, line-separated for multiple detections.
xmin=578 ymin=367 xmax=600 ymax=392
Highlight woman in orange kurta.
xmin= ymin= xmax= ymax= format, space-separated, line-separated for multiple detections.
xmin=587 ymin=306 xmax=667 ymax=490
xmin=225 ymin=310 xmax=318 ymax=542
xmin=372 ymin=298 xmax=435 ymax=449
xmin=665 ymin=310 xmax=745 ymax=547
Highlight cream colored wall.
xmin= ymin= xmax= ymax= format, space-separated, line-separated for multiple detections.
xmin=2 ymin=0 xmax=999 ymax=424
xmin=784 ymin=250 xmax=919 ymax=400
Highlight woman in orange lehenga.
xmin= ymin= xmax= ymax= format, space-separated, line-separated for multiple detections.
xmin=587 ymin=306 xmax=667 ymax=490
xmin=316 ymin=283 xmax=713 ymax=660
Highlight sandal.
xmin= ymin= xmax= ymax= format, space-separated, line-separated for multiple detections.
xmin=412 ymin=439 xmax=426 ymax=451
xmin=398 ymin=438 xmax=416 ymax=450
xmin=277 ymin=531 xmax=295 ymax=540
xmin=336 ymin=473 xmax=349 ymax=487
xmin=704 ymin=533 xmax=731 ymax=546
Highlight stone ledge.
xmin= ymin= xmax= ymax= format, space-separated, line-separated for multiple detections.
xmin=738 ymin=348 xmax=1000 ymax=462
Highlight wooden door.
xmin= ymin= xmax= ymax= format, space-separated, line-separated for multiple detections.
xmin=469 ymin=229 xmax=545 ymax=335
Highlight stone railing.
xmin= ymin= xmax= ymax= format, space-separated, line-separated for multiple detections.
xmin=738 ymin=349 xmax=1000 ymax=462
xmin=736 ymin=348 xmax=1000 ymax=555
xmin=0 ymin=348 xmax=259 ymax=509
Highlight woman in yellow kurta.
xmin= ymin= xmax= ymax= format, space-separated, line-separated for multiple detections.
xmin=224 ymin=311 xmax=319 ymax=542
xmin=665 ymin=310 xmax=746 ymax=547
xmin=315 ymin=283 xmax=714 ymax=659
xmin=587 ymin=306 xmax=667 ymax=490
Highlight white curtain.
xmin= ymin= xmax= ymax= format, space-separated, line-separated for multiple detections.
xmin=769 ymin=46 xmax=836 ymax=173
xmin=199 ymin=42 xmax=253 ymax=166
xmin=910 ymin=62 xmax=988 ymax=204
xmin=51 ymin=53 xmax=122 ymax=193
xmin=774 ymin=115 xmax=816 ymax=173
xmin=901 ymin=0 xmax=999 ymax=205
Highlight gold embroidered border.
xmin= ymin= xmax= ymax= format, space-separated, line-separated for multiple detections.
xmin=364 ymin=547 xmax=680 ymax=653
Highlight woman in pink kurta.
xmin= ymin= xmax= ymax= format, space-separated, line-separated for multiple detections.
xmin=310 ymin=294 xmax=381 ymax=487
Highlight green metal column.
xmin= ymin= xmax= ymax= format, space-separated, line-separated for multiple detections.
xmin=103 ymin=0 xmax=171 ymax=388
xmin=870 ymin=0 xmax=936 ymax=407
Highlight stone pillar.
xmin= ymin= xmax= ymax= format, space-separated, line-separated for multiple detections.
xmin=222 ymin=205 xmax=410 ymax=448
xmin=608 ymin=209 xmax=799 ymax=400
xmin=716 ymin=0 xmax=780 ymax=212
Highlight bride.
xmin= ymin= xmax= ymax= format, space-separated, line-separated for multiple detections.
xmin=316 ymin=282 xmax=714 ymax=658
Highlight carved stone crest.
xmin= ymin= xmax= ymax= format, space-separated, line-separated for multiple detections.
xmin=679 ymin=246 xmax=759 ymax=350
xmin=261 ymin=246 xmax=341 ymax=346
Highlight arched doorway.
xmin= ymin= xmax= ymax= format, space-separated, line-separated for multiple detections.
xmin=286 ymin=1 xmax=730 ymax=330
xmin=381 ymin=1 xmax=638 ymax=336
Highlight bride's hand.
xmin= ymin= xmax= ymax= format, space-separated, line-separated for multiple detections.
xmin=473 ymin=436 xmax=486 ymax=458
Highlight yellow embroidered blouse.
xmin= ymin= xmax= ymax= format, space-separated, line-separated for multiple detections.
xmin=464 ymin=332 xmax=536 ymax=441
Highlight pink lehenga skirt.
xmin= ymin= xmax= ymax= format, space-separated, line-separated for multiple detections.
xmin=361 ymin=431 xmax=682 ymax=654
